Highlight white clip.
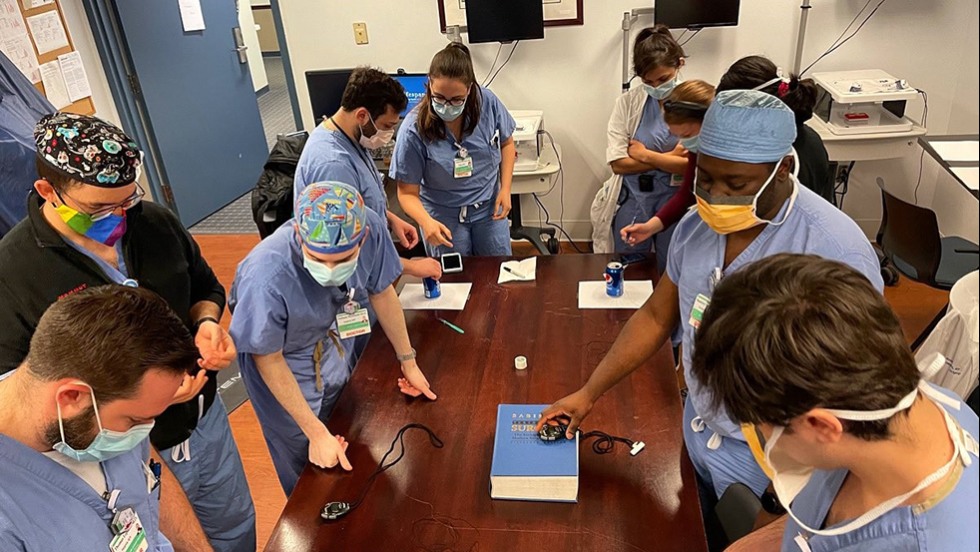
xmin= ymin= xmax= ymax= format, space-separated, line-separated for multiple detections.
xmin=630 ymin=441 xmax=646 ymax=456
xmin=107 ymin=489 xmax=122 ymax=511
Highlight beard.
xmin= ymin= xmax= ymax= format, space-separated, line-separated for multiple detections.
xmin=43 ymin=406 xmax=98 ymax=451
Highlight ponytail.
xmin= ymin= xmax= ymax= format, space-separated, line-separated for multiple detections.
xmin=633 ymin=24 xmax=685 ymax=78
xmin=417 ymin=42 xmax=481 ymax=142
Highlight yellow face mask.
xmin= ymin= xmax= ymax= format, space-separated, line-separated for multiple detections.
xmin=741 ymin=423 xmax=775 ymax=479
xmin=694 ymin=160 xmax=798 ymax=235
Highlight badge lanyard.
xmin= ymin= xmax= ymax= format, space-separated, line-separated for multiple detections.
xmin=329 ymin=117 xmax=385 ymax=191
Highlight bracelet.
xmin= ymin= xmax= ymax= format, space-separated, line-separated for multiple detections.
xmin=194 ymin=316 xmax=220 ymax=331
xmin=396 ymin=348 xmax=417 ymax=362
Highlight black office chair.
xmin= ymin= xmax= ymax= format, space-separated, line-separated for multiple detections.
xmin=876 ymin=177 xmax=980 ymax=350
xmin=714 ymin=483 xmax=762 ymax=546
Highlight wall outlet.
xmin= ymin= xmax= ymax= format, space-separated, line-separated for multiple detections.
xmin=353 ymin=22 xmax=368 ymax=45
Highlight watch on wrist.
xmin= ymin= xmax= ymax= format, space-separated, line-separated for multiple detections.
xmin=194 ymin=316 xmax=220 ymax=331
xmin=396 ymin=348 xmax=417 ymax=363
xmin=760 ymin=490 xmax=786 ymax=515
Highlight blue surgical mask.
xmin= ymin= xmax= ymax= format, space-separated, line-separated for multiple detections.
xmin=644 ymin=78 xmax=677 ymax=100
xmin=303 ymin=253 xmax=359 ymax=287
xmin=432 ymin=99 xmax=466 ymax=122
xmin=53 ymin=382 xmax=154 ymax=463
xmin=680 ymin=136 xmax=699 ymax=153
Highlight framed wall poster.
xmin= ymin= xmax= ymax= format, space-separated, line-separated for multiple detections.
xmin=438 ymin=0 xmax=583 ymax=33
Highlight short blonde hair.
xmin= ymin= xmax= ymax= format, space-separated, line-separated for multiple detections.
xmin=663 ymin=80 xmax=715 ymax=125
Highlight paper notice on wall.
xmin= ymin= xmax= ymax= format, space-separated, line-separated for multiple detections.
xmin=1 ymin=32 xmax=40 ymax=82
xmin=57 ymin=50 xmax=91 ymax=102
xmin=178 ymin=0 xmax=206 ymax=32
xmin=22 ymin=0 xmax=55 ymax=9
xmin=39 ymin=58 xmax=70 ymax=108
xmin=26 ymin=10 xmax=68 ymax=54
xmin=0 ymin=0 xmax=29 ymax=41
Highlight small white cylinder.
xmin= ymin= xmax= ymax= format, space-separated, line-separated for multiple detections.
xmin=514 ymin=355 xmax=528 ymax=370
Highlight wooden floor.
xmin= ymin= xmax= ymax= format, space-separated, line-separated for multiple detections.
xmin=194 ymin=234 xmax=949 ymax=551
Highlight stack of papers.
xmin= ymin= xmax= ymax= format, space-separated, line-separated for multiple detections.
xmin=497 ymin=257 xmax=537 ymax=283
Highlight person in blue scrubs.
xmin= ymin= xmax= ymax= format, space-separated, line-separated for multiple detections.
xmin=538 ymin=91 xmax=884 ymax=503
xmin=608 ymin=25 xmax=691 ymax=268
xmin=229 ymin=182 xmax=438 ymax=495
xmin=392 ymin=42 xmax=516 ymax=257
xmin=692 ymin=254 xmax=979 ymax=552
xmin=294 ymin=67 xmax=441 ymax=280
xmin=0 ymin=286 xmax=200 ymax=551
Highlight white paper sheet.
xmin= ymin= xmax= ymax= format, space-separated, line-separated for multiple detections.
xmin=22 ymin=0 xmax=55 ymax=8
xmin=930 ymin=140 xmax=980 ymax=163
xmin=0 ymin=0 xmax=29 ymax=41
xmin=399 ymin=283 xmax=472 ymax=310
xmin=1 ymin=33 xmax=39 ymax=82
xmin=578 ymin=281 xmax=653 ymax=310
xmin=38 ymin=58 xmax=70 ymax=107
xmin=26 ymin=10 xmax=67 ymax=54
xmin=497 ymin=257 xmax=537 ymax=283
xmin=951 ymin=167 xmax=979 ymax=191
xmin=178 ymin=0 xmax=206 ymax=32
xmin=57 ymin=51 xmax=91 ymax=102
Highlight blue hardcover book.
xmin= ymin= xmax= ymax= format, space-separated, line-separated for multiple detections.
xmin=489 ymin=404 xmax=579 ymax=502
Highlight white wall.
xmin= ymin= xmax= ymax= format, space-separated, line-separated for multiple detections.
xmin=268 ymin=1 xmax=980 ymax=240
xmin=238 ymin=1 xmax=268 ymax=92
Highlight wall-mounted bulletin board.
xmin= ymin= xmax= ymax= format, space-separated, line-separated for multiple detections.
xmin=0 ymin=0 xmax=95 ymax=115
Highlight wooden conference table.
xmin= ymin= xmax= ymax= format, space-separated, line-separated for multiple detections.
xmin=266 ymin=255 xmax=707 ymax=552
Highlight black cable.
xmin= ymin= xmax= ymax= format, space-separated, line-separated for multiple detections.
xmin=913 ymin=89 xmax=929 ymax=203
xmin=485 ymin=41 xmax=520 ymax=88
xmin=580 ymin=430 xmax=636 ymax=455
xmin=534 ymin=130 xmax=586 ymax=253
xmin=801 ymin=0 xmax=889 ymax=75
xmin=679 ymin=28 xmax=701 ymax=47
xmin=323 ymin=424 xmax=443 ymax=520
xmin=481 ymin=43 xmax=504 ymax=87
xmin=532 ymin=193 xmax=586 ymax=253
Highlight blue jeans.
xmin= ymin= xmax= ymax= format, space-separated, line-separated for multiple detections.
xmin=160 ymin=395 xmax=256 ymax=552
xmin=422 ymin=200 xmax=511 ymax=257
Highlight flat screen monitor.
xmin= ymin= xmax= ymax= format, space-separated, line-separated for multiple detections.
xmin=655 ymin=0 xmax=740 ymax=30
xmin=465 ymin=0 xmax=544 ymax=44
xmin=306 ymin=69 xmax=353 ymax=122
xmin=391 ymin=74 xmax=428 ymax=118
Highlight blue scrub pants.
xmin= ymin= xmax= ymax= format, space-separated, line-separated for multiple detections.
xmin=422 ymin=200 xmax=511 ymax=257
xmin=160 ymin=395 xmax=256 ymax=552
xmin=681 ymin=397 xmax=770 ymax=500
xmin=240 ymin=346 xmax=349 ymax=496
xmin=613 ymin=183 xmax=677 ymax=272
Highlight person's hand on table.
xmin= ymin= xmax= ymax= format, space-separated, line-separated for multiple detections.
xmin=397 ymin=359 xmax=437 ymax=400
xmin=309 ymin=427 xmax=353 ymax=471
xmin=195 ymin=320 xmax=236 ymax=370
xmin=535 ymin=388 xmax=595 ymax=439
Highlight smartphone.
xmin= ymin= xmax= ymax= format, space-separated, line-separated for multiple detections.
xmin=440 ymin=252 xmax=463 ymax=273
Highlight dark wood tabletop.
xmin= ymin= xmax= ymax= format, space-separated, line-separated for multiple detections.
xmin=266 ymin=254 xmax=707 ymax=552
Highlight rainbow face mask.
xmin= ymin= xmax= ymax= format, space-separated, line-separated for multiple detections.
xmin=54 ymin=202 xmax=127 ymax=246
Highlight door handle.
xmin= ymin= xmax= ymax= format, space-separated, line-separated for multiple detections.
xmin=232 ymin=27 xmax=248 ymax=64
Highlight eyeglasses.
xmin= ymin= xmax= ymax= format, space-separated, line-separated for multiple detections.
xmin=431 ymin=94 xmax=469 ymax=107
xmin=59 ymin=184 xmax=146 ymax=221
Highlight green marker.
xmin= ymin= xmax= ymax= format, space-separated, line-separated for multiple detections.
xmin=437 ymin=317 xmax=465 ymax=334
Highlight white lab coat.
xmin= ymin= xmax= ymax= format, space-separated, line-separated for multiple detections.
xmin=591 ymin=86 xmax=649 ymax=253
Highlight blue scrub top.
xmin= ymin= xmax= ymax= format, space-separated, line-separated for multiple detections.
xmin=389 ymin=86 xmax=516 ymax=209
xmin=294 ymin=123 xmax=388 ymax=216
xmin=228 ymin=208 xmax=402 ymax=390
xmin=781 ymin=385 xmax=979 ymax=552
xmin=0 ymin=437 xmax=172 ymax=550
xmin=667 ymin=184 xmax=885 ymax=438
xmin=622 ymin=96 xmax=677 ymax=193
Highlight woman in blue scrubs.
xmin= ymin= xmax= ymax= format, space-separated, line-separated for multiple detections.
xmin=607 ymin=25 xmax=690 ymax=268
xmin=392 ymin=43 xmax=517 ymax=257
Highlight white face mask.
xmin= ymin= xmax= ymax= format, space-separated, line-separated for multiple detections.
xmin=766 ymin=355 xmax=977 ymax=539
xmin=358 ymin=114 xmax=394 ymax=150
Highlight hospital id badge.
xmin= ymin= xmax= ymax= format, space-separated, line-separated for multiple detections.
xmin=336 ymin=308 xmax=371 ymax=339
xmin=670 ymin=173 xmax=684 ymax=187
xmin=689 ymin=293 xmax=711 ymax=329
xmin=109 ymin=508 xmax=149 ymax=552
xmin=454 ymin=155 xmax=473 ymax=179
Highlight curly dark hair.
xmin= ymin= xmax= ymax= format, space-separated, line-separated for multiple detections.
xmin=340 ymin=66 xmax=408 ymax=119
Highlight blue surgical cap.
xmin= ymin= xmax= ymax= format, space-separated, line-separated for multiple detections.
xmin=295 ymin=182 xmax=367 ymax=254
xmin=698 ymin=90 xmax=797 ymax=164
